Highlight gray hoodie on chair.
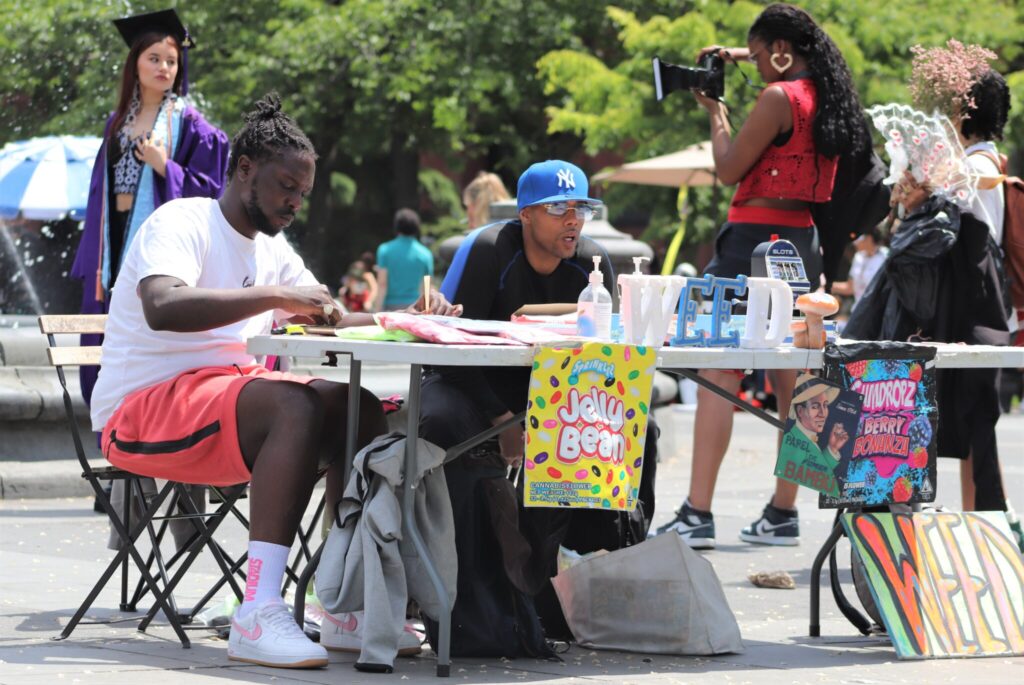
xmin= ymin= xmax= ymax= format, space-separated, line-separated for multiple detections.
xmin=316 ymin=432 xmax=457 ymax=668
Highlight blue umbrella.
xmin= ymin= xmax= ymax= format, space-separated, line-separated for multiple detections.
xmin=0 ymin=135 xmax=102 ymax=221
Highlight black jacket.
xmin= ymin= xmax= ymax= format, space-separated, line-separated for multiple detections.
xmin=844 ymin=196 xmax=1010 ymax=345
xmin=843 ymin=196 xmax=1010 ymax=508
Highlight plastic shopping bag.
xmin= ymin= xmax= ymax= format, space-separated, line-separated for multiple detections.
xmin=551 ymin=533 xmax=743 ymax=655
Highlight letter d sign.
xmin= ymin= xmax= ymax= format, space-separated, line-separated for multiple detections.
xmin=741 ymin=277 xmax=792 ymax=349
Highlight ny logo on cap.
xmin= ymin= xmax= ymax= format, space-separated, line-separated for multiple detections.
xmin=556 ymin=168 xmax=576 ymax=190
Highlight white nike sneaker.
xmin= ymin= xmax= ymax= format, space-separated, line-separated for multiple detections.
xmin=228 ymin=600 xmax=328 ymax=668
xmin=320 ymin=610 xmax=423 ymax=656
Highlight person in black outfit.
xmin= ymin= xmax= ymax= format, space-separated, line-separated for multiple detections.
xmin=421 ymin=160 xmax=659 ymax=646
xmin=431 ymin=160 xmax=615 ymax=457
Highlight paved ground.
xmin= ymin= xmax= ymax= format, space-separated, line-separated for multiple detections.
xmin=1 ymin=409 xmax=1022 ymax=684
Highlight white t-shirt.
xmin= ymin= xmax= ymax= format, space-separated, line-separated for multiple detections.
xmin=90 ymin=197 xmax=317 ymax=430
xmin=849 ymin=247 xmax=889 ymax=303
xmin=965 ymin=141 xmax=1006 ymax=244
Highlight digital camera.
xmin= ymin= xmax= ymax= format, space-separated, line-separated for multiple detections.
xmin=652 ymin=52 xmax=726 ymax=101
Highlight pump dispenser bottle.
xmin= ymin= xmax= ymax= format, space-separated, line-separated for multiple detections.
xmin=617 ymin=256 xmax=649 ymax=343
xmin=577 ymin=255 xmax=613 ymax=338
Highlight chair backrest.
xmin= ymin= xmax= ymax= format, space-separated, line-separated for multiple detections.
xmin=38 ymin=315 xmax=107 ymax=472
xmin=39 ymin=314 xmax=106 ymax=364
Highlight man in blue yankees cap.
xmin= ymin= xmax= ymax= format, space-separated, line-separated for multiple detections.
xmin=420 ymin=159 xmax=660 ymax=649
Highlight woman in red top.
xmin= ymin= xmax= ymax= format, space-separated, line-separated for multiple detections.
xmin=655 ymin=4 xmax=866 ymax=549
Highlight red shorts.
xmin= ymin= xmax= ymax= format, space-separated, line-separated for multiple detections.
xmin=102 ymin=365 xmax=318 ymax=487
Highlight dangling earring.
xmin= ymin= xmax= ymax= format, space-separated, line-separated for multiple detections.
xmin=770 ymin=52 xmax=793 ymax=74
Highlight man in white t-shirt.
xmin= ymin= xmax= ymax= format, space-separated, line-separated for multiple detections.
xmin=92 ymin=95 xmax=459 ymax=669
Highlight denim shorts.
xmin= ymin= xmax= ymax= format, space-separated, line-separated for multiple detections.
xmin=703 ymin=221 xmax=822 ymax=287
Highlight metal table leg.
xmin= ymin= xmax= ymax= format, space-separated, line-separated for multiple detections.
xmin=673 ymin=369 xmax=785 ymax=430
xmin=293 ymin=357 xmax=359 ymax=627
xmin=345 ymin=359 xmax=362 ymax=475
xmin=809 ymin=520 xmax=845 ymax=637
xmin=671 ymin=370 xmax=850 ymax=638
xmin=402 ymin=364 xmax=452 ymax=677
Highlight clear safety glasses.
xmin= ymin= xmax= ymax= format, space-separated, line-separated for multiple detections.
xmin=541 ymin=202 xmax=596 ymax=221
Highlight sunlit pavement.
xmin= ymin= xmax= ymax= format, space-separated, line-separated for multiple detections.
xmin=1 ymin=409 xmax=1022 ymax=684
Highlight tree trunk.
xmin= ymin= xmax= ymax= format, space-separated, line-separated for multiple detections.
xmin=300 ymin=138 xmax=344 ymax=281
xmin=390 ymin=128 xmax=419 ymax=212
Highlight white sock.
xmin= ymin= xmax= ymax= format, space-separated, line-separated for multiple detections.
xmin=236 ymin=540 xmax=290 ymax=618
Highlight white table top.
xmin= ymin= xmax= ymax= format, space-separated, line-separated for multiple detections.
xmin=248 ymin=335 xmax=1024 ymax=370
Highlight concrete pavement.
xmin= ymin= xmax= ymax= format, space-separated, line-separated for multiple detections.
xmin=1 ymin=409 xmax=1022 ymax=684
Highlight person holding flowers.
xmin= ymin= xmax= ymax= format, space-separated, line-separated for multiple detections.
xmin=892 ymin=39 xmax=1019 ymax=545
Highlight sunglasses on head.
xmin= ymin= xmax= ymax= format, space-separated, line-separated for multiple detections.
xmin=541 ymin=202 xmax=596 ymax=221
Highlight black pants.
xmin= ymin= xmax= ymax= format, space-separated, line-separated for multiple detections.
xmin=937 ymin=368 xmax=1006 ymax=511
xmin=415 ymin=368 xmax=655 ymax=544
xmin=419 ymin=371 xmax=660 ymax=639
xmin=704 ymin=220 xmax=822 ymax=286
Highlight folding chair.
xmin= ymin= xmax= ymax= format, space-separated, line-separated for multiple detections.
xmin=41 ymin=315 xmax=249 ymax=647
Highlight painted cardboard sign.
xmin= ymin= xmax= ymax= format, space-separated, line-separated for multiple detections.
xmin=774 ymin=373 xmax=861 ymax=496
xmin=523 ymin=342 xmax=655 ymax=511
xmin=820 ymin=342 xmax=938 ymax=508
xmin=843 ymin=512 xmax=1024 ymax=659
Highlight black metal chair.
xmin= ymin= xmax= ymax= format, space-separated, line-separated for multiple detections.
xmin=41 ymin=314 xmax=251 ymax=647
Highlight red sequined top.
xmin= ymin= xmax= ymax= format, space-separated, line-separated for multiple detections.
xmin=731 ymin=79 xmax=837 ymax=205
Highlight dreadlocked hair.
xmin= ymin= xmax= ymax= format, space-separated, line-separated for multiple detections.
xmin=749 ymin=4 xmax=866 ymax=159
xmin=227 ymin=92 xmax=316 ymax=178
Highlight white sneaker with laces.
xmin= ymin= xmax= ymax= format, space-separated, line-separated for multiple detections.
xmin=650 ymin=500 xmax=716 ymax=550
xmin=739 ymin=502 xmax=800 ymax=546
xmin=228 ymin=600 xmax=328 ymax=668
xmin=320 ymin=610 xmax=423 ymax=656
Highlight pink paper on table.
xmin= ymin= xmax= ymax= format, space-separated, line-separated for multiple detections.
xmin=375 ymin=312 xmax=526 ymax=345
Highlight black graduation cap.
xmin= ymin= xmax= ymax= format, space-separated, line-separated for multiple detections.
xmin=112 ymin=8 xmax=194 ymax=50
xmin=112 ymin=9 xmax=194 ymax=94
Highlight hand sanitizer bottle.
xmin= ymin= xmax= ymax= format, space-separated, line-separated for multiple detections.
xmin=577 ymin=255 xmax=613 ymax=339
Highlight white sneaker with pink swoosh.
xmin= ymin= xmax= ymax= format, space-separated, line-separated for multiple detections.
xmin=320 ymin=610 xmax=423 ymax=655
xmin=228 ymin=600 xmax=328 ymax=668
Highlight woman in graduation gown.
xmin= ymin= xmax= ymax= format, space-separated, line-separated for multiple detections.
xmin=71 ymin=9 xmax=229 ymax=404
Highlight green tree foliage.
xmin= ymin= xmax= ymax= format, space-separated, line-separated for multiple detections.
xmin=2 ymin=0 xmax=1021 ymax=285
xmin=540 ymin=0 xmax=1024 ymax=252
xmin=0 ymin=0 xmax=668 ymax=283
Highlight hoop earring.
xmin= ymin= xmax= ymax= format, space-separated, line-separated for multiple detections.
xmin=770 ymin=52 xmax=793 ymax=74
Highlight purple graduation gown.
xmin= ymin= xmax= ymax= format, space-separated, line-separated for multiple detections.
xmin=71 ymin=105 xmax=229 ymax=310
xmin=71 ymin=105 xmax=229 ymax=403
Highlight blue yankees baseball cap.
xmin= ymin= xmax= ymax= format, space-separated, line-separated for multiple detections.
xmin=516 ymin=160 xmax=602 ymax=211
